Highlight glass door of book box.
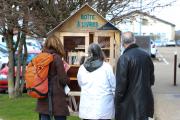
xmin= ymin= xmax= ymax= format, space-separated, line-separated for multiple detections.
xmin=64 ymin=36 xmax=85 ymax=65
xmin=98 ymin=36 xmax=110 ymax=62
xmin=64 ymin=36 xmax=85 ymax=91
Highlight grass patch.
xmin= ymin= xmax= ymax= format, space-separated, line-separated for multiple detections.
xmin=0 ymin=94 xmax=80 ymax=120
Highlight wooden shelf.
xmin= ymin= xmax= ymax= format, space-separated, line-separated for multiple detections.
xmin=101 ymin=48 xmax=110 ymax=50
xmin=75 ymin=47 xmax=85 ymax=50
xmin=70 ymin=77 xmax=77 ymax=81
xmin=67 ymin=65 xmax=79 ymax=81
xmin=70 ymin=65 xmax=80 ymax=67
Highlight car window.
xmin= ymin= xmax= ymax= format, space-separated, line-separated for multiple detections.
xmin=14 ymin=53 xmax=38 ymax=66
xmin=0 ymin=44 xmax=8 ymax=53
xmin=26 ymin=53 xmax=38 ymax=63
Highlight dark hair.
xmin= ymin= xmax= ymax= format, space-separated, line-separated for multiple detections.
xmin=79 ymin=56 xmax=85 ymax=65
xmin=88 ymin=43 xmax=105 ymax=61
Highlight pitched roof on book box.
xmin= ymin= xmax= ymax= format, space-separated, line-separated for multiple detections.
xmin=47 ymin=4 xmax=120 ymax=35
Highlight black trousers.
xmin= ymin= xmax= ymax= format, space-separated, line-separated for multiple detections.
xmin=39 ymin=114 xmax=66 ymax=120
xmin=83 ymin=119 xmax=111 ymax=120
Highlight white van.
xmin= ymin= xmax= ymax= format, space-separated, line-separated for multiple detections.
xmin=151 ymin=40 xmax=157 ymax=58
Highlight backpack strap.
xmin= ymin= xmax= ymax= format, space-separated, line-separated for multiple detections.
xmin=48 ymin=89 xmax=53 ymax=120
xmin=48 ymin=58 xmax=54 ymax=120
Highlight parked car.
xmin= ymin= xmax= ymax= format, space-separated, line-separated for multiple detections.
xmin=0 ymin=52 xmax=8 ymax=69
xmin=166 ymin=40 xmax=176 ymax=47
xmin=154 ymin=40 xmax=163 ymax=47
xmin=151 ymin=40 xmax=157 ymax=58
xmin=0 ymin=44 xmax=8 ymax=69
xmin=0 ymin=50 xmax=41 ymax=93
xmin=0 ymin=44 xmax=8 ymax=53
xmin=175 ymin=40 xmax=180 ymax=46
xmin=26 ymin=38 xmax=42 ymax=51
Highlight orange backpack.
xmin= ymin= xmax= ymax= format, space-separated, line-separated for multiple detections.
xmin=25 ymin=52 xmax=54 ymax=98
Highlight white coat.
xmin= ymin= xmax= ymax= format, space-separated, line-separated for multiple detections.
xmin=77 ymin=62 xmax=116 ymax=119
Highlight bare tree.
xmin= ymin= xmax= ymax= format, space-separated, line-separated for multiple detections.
xmin=108 ymin=0 xmax=176 ymax=24
xmin=27 ymin=0 xmax=176 ymax=37
xmin=0 ymin=0 xmax=29 ymax=98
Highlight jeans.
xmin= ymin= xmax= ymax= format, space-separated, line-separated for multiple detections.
xmin=40 ymin=114 xmax=66 ymax=120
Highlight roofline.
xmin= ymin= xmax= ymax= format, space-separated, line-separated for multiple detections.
xmin=47 ymin=3 xmax=120 ymax=36
xmin=134 ymin=10 xmax=175 ymax=27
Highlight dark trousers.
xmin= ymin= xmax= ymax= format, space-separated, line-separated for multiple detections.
xmin=140 ymin=117 xmax=149 ymax=120
xmin=40 ymin=114 xmax=66 ymax=120
xmin=144 ymin=118 xmax=149 ymax=120
xmin=83 ymin=119 xmax=111 ymax=120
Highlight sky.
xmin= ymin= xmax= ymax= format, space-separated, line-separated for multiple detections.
xmin=153 ymin=0 xmax=180 ymax=30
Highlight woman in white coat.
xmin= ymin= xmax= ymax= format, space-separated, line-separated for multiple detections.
xmin=77 ymin=43 xmax=116 ymax=120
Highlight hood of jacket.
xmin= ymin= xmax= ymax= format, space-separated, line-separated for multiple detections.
xmin=83 ymin=57 xmax=103 ymax=72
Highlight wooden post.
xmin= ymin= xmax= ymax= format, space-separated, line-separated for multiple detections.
xmin=174 ymin=52 xmax=177 ymax=86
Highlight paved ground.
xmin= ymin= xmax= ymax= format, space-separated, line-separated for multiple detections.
xmin=154 ymin=94 xmax=180 ymax=120
xmin=152 ymin=47 xmax=180 ymax=120
xmin=1 ymin=47 xmax=180 ymax=120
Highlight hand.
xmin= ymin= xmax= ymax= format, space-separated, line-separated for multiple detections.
xmin=63 ymin=61 xmax=70 ymax=72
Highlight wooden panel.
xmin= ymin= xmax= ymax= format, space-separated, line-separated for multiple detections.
xmin=60 ymin=32 xmax=89 ymax=37
xmin=59 ymin=6 xmax=107 ymax=32
xmin=85 ymin=36 xmax=89 ymax=54
xmin=110 ymin=35 xmax=114 ymax=66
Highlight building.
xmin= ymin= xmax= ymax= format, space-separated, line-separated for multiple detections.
xmin=117 ymin=10 xmax=175 ymax=42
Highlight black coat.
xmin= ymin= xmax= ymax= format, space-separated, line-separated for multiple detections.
xmin=115 ymin=44 xmax=155 ymax=120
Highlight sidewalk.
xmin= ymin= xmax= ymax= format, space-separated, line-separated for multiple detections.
xmin=154 ymin=93 xmax=180 ymax=120
xmin=153 ymin=56 xmax=180 ymax=120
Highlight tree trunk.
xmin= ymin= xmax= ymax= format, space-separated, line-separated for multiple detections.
xmin=14 ymin=31 xmax=23 ymax=97
xmin=6 ymin=31 xmax=15 ymax=98
xmin=20 ymin=33 xmax=27 ymax=93
xmin=14 ymin=31 xmax=27 ymax=97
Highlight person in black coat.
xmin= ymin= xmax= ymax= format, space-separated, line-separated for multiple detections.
xmin=115 ymin=31 xmax=155 ymax=120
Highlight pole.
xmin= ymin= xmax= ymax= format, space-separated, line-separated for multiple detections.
xmin=174 ymin=52 xmax=177 ymax=86
xmin=139 ymin=0 xmax=142 ymax=35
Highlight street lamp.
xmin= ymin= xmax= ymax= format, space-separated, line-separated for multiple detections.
xmin=139 ymin=0 xmax=142 ymax=35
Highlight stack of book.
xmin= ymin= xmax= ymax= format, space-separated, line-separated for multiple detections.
xmin=68 ymin=51 xmax=85 ymax=65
